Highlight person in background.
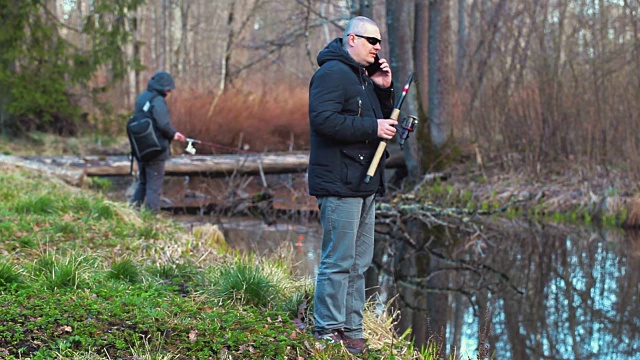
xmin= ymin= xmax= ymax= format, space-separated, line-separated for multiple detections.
xmin=130 ymin=71 xmax=186 ymax=213
xmin=307 ymin=16 xmax=396 ymax=355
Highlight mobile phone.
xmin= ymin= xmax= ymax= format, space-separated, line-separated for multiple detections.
xmin=366 ymin=55 xmax=381 ymax=76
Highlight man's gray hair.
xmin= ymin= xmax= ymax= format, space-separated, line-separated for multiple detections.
xmin=343 ymin=16 xmax=378 ymax=45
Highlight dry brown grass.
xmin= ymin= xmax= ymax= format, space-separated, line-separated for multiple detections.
xmin=623 ymin=197 xmax=640 ymax=229
xmin=168 ymin=84 xmax=310 ymax=153
xmin=626 ymin=230 xmax=640 ymax=259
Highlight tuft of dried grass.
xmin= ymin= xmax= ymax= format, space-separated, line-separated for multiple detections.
xmin=108 ymin=200 xmax=143 ymax=227
xmin=363 ymin=296 xmax=416 ymax=356
xmin=192 ymin=223 xmax=227 ymax=250
xmin=132 ymin=222 xmax=229 ymax=267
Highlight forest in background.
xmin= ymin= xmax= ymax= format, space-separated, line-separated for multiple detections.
xmin=2 ymin=0 xmax=640 ymax=177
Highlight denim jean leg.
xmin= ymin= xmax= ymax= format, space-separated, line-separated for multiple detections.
xmin=314 ymin=196 xmax=362 ymax=335
xmin=344 ymin=194 xmax=375 ymax=339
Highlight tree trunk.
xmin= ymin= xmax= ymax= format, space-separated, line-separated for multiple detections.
xmin=221 ymin=0 xmax=236 ymax=92
xmin=126 ymin=8 xmax=137 ymax=108
xmin=427 ymin=0 xmax=453 ymax=152
xmin=162 ymin=0 xmax=169 ymax=71
xmin=133 ymin=8 xmax=141 ymax=97
xmin=0 ymin=2 xmax=29 ymax=134
xmin=0 ymin=89 xmax=11 ymax=137
xmin=387 ymin=0 xmax=424 ymax=181
xmin=455 ymin=0 xmax=467 ymax=86
xmin=351 ymin=0 xmax=373 ymax=18
xmin=0 ymin=56 xmax=13 ymax=136
xmin=0 ymin=155 xmax=85 ymax=186
xmin=175 ymin=0 xmax=191 ymax=77
xmin=8 ymin=153 xmax=312 ymax=178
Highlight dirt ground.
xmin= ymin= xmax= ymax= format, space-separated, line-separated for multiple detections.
xmin=422 ymin=159 xmax=640 ymax=226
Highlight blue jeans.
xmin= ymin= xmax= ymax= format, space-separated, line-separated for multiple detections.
xmin=130 ymin=160 xmax=166 ymax=213
xmin=314 ymin=195 xmax=375 ymax=339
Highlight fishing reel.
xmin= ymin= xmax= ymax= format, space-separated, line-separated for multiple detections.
xmin=397 ymin=115 xmax=418 ymax=149
xmin=185 ymin=138 xmax=199 ymax=155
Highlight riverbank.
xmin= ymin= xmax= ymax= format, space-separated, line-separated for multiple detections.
xmin=3 ymin=134 xmax=639 ymax=359
xmin=0 ymin=163 xmax=433 ymax=359
xmin=3 ymin=133 xmax=637 ymax=227
xmin=402 ymin=158 xmax=640 ymax=228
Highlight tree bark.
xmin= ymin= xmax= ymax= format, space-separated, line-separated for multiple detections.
xmin=427 ymin=0 xmax=453 ymax=151
xmin=0 ymin=57 xmax=13 ymax=136
xmin=351 ymin=0 xmax=373 ymax=18
xmin=455 ymin=0 xmax=467 ymax=86
xmin=8 ymin=153 xmax=311 ymax=177
xmin=221 ymin=0 xmax=236 ymax=92
xmin=161 ymin=0 xmax=168 ymax=70
xmin=387 ymin=0 xmax=423 ymax=181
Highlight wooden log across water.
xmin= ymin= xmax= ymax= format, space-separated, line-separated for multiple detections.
xmin=0 ymin=154 xmax=86 ymax=186
xmin=2 ymin=152 xmax=312 ymax=181
xmin=85 ymin=152 xmax=313 ymax=177
xmin=1 ymin=150 xmax=407 ymax=185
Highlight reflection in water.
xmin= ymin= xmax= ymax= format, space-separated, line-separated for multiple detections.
xmin=196 ymin=215 xmax=639 ymax=360
xmin=372 ymin=220 xmax=640 ymax=360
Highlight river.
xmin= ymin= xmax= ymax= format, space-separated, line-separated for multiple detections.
xmin=106 ymin=174 xmax=640 ymax=359
xmin=216 ymin=217 xmax=639 ymax=359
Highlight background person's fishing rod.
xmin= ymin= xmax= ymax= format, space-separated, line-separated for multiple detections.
xmin=364 ymin=72 xmax=416 ymax=184
xmin=183 ymin=138 xmax=252 ymax=154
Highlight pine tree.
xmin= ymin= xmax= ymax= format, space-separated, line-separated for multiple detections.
xmin=0 ymin=0 xmax=144 ymax=135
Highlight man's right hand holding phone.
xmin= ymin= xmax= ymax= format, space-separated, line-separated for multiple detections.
xmin=369 ymin=58 xmax=392 ymax=88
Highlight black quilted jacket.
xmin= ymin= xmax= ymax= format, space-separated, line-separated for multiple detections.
xmin=308 ymin=38 xmax=394 ymax=197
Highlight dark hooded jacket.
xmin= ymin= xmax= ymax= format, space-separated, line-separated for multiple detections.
xmin=133 ymin=71 xmax=178 ymax=161
xmin=308 ymin=38 xmax=394 ymax=197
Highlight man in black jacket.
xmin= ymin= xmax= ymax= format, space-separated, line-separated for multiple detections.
xmin=308 ymin=16 xmax=396 ymax=355
xmin=130 ymin=71 xmax=186 ymax=213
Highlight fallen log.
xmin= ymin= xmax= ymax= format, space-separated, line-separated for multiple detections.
xmin=19 ymin=152 xmax=311 ymax=177
xmin=0 ymin=154 xmax=85 ymax=186
xmin=7 ymin=149 xmax=409 ymax=179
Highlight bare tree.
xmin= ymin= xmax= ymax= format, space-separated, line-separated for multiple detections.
xmin=351 ymin=0 xmax=373 ymax=18
xmin=455 ymin=0 xmax=467 ymax=86
xmin=26 ymin=0 xmax=640 ymax=177
xmin=387 ymin=0 xmax=424 ymax=181
xmin=427 ymin=0 xmax=453 ymax=155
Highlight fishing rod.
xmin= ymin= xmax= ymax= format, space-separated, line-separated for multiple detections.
xmin=184 ymin=138 xmax=252 ymax=154
xmin=364 ymin=72 xmax=415 ymax=184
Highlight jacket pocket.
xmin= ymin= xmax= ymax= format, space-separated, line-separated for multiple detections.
xmin=340 ymin=148 xmax=378 ymax=192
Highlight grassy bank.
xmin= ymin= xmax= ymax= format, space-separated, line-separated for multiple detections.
xmin=407 ymin=161 xmax=635 ymax=228
xmin=0 ymin=164 xmax=443 ymax=359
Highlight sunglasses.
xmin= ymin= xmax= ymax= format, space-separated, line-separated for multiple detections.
xmin=353 ymin=34 xmax=382 ymax=46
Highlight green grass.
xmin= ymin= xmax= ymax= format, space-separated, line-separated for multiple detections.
xmin=0 ymin=259 xmax=24 ymax=288
xmin=108 ymin=258 xmax=141 ymax=283
xmin=0 ymin=132 xmax=129 ymax=157
xmin=0 ymin=164 xmax=445 ymax=359
xmin=212 ymin=258 xmax=283 ymax=308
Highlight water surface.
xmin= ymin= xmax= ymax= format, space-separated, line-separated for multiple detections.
xmin=205 ymin=215 xmax=639 ymax=360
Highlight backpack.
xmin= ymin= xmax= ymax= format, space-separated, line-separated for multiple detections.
xmin=126 ymin=93 xmax=166 ymax=162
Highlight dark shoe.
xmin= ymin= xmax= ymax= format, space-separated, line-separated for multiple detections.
xmin=313 ymin=329 xmax=346 ymax=344
xmin=344 ymin=337 xmax=368 ymax=355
